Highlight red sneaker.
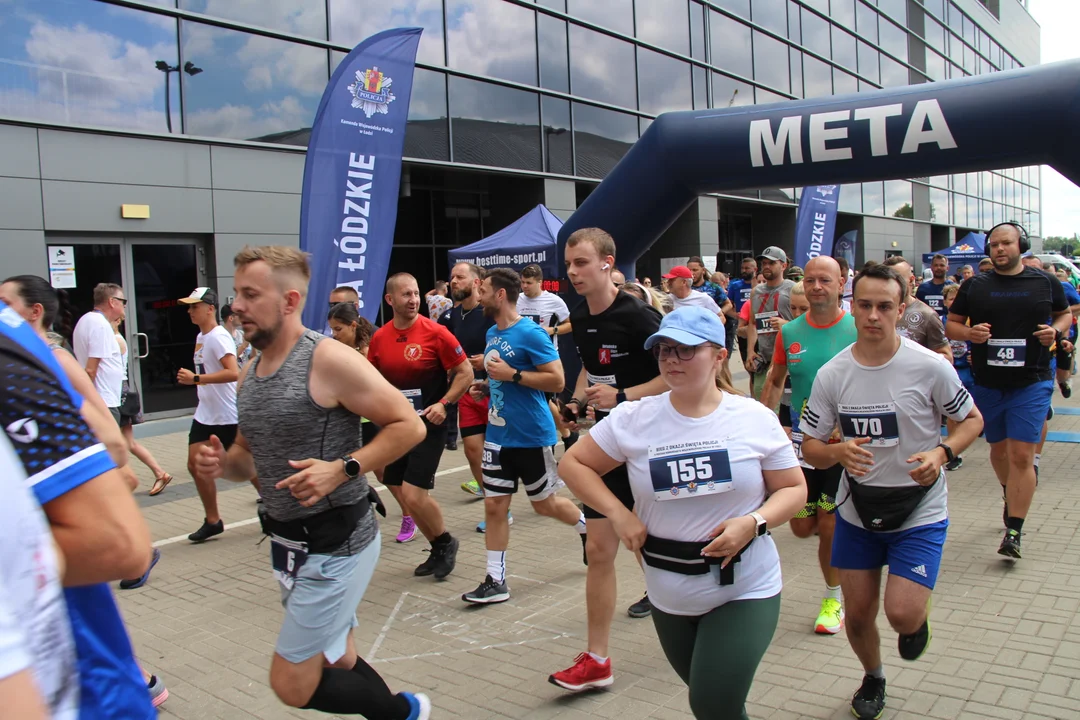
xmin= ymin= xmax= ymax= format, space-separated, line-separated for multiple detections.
xmin=548 ymin=652 xmax=613 ymax=692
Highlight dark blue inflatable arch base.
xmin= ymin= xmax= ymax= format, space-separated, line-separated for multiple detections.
xmin=558 ymin=59 xmax=1080 ymax=277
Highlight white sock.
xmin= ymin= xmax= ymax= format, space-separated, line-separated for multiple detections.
xmin=486 ymin=550 xmax=506 ymax=584
xmin=1034 ymin=453 xmax=1041 ymax=469
xmin=575 ymin=513 xmax=587 ymax=535
xmin=826 ymin=584 xmax=842 ymax=601
xmin=588 ymin=652 xmax=608 ymax=664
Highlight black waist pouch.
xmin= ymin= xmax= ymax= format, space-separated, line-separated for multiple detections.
xmin=259 ymin=496 xmax=369 ymax=553
xmin=846 ymin=477 xmax=932 ymax=532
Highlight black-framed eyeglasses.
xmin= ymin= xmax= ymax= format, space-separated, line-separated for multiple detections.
xmin=652 ymin=343 xmax=713 ymax=361
xmin=112 ymin=296 xmax=128 ymax=305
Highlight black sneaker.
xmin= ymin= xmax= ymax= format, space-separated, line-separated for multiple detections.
xmin=1061 ymin=380 xmax=1072 ymax=399
xmin=580 ymin=533 xmax=588 ymax=566
xmin=188 ymin=519 xmax=224 ymax=543
xmin=627 ymin=594 xmax=652 ymax=618
xmin=462 ymin=574 xmax=510 ymax=604
xmin=898 ymin=619 xmax=932 ymax=661
xmin=851 ymin=675 xmax=886 ymax=720
xmin=445 ymin=438 xmax=458 ymax=451
xmin=998 ymin=529 xmax=1022 ymax=559
xmin=944 ymin=456 xmax=963 ymax=471
xmin=414 ymin=550 xmax=437 ymax=577
xmin=430 ymin=536 xmax=459 ymax=580
xmin=119 ymin=548 xmax=161 ymax=590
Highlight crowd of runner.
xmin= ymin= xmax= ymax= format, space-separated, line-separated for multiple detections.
xmin=0 ymin=218 xmax=1073 ymax=719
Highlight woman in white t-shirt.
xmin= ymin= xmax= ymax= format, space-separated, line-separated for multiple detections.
xmin=560 ymin=306 xmax=806 ymax=720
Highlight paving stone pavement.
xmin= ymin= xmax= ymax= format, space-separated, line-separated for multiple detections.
xmin=116 ymin=369 xmax=1080 ymax=720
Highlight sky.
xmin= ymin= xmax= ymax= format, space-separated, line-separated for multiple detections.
xmin=1029 ymin=0 xmax=1080 ymax=238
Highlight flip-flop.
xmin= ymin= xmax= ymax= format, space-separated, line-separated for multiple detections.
xmin=148 ymin=473 xmax=173 ymax=496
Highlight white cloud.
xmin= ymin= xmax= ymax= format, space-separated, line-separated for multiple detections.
xmin=185 ymin=94 xmax=312 ymax=139
xmin=329 ymin=0 xmax=445 ymax=67
xmin=1029 ymin=0 xmax=1080 ymax=237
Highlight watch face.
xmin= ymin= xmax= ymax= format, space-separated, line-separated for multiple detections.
xmin=344 ymin=458 xmax=361 ymax=477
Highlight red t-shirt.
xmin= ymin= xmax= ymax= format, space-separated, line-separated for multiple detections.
xmin=368 ymin=314 xmax=467 ymax=413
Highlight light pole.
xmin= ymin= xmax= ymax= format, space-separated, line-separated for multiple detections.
xmin=154 ymin=60 xmax=203 ymax=133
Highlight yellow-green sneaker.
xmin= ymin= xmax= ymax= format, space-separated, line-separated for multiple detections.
xmin=460 ymin=479 xmax=484 ymax=498
xmin=815 ymin=597 xmax=845 ymax=635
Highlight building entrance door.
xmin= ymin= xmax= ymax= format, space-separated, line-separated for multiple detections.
xmin=45 ymin=236 xmax=208 ymax=419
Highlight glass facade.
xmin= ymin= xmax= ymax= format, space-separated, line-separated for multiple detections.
xmin=0 ymin=0 xmax=1040 ymax=234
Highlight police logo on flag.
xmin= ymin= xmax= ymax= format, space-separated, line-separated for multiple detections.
xmin=348 ymin=67 xmax=396 ymax=118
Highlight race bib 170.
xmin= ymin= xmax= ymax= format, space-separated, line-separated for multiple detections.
xmin=838 ymin=402 xmax=900 ymax=448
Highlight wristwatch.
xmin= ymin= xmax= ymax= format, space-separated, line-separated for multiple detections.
xmin=935 ymin=443 xmax=956 ymax=464
xmin=512 ymin=370 xmax=523 ymax=384
xmin=341 ymin=454 xmax=362 ymax=480
xmin=615 ymin=391 xmax=628 ymax=405
xmin=193 ymin=375 xmax=201 ymax=385
xmin=749 ymin=511 xmax=768 ymax=537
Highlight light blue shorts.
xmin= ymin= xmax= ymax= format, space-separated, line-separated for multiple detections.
xmin=275 ymin=532 xmax=381 ymax=664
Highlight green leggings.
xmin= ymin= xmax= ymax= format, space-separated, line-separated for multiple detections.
xmin=651 ymin=594 xmax=781 ymax=720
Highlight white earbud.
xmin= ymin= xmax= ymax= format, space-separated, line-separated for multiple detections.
xmin=601 ymin=263 xmax=610 ymax=270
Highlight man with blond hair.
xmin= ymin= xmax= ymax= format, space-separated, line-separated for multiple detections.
xmin=195 ymin=246 xmax=434 ymax=718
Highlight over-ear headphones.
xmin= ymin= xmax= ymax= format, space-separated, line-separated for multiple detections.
xmin=984 ymin=221 xmax=1030 ymax=255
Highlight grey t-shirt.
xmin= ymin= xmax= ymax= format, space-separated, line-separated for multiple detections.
xmin=750 ymin=279 xmax=795 ymax=360
xmin=898 ymin=297 xmax=948 ymax=352
xmin=802 ymin=338 xmax=975 ymax=531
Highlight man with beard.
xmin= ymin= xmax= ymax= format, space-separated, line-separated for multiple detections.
xmin=461 ymin=268 xmax=587 ymax=604
xmin=916 ymin=254 xmax=954 ymax=321
xmin=369 ymin=273 xmax=473 ymax=579
xmin=947 ymin=223 xmax=1072 ymax=559
xmin=195 ymin=246 xmax=433 ymax=718
xmin=745 ymin=247 xmax=796 ymax=406
xmin=441 ymin=262 xmax=497 ymax=499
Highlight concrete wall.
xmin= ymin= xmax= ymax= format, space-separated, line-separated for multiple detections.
xmin=863 ymin=217 xmax=920 ymax=266
xmin=0 ymin=123 xmax=305 ymax=303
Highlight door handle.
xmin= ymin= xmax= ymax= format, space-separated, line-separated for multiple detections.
xmin=135 ymin=332 xmax=150 ymax=359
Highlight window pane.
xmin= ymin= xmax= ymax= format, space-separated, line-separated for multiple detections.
xmin=857 ymin=41 xmax=880 ymax=84
xmin=570 ymin=26 xmax=637 ymax=107
xmin=638 ymin=47 xmax=692 ymax=115
xmin=567 ymin=0 xmax=633 ymax=35
xmin=925 ymin=49 xmax=946 ymax=81
xmin=930 ymin=187 xmax=950 ymax=224
xmin=755 ymin=88 xmax=785 ymax=104
xmin=880 ymin=55 xmax=908 ymax=87
xmin=541 ymin=95 xmax=572 ymax=175
xmin=802 ymin=53 xmax=832 ymax=97
xmin=538 ymin=0 xmax=566 ymax=11
xmin=712 ymin=72 xmax=753 ymax=108
xmin=714 ymin=0 xmax=750 ymax=19
xmin=690 ymin=1 xmax=707 ymax=60
xmin=839 ymin=183 xmax=861 ymax=213
xmin=753 ymin=30 xmax=789 ymax=93
xmin=803 ymin=0 xmax=828 ymax=12
xmin=832 ymin=0 xmax=856 ymax=30
xmin=832 ymin=26 xmax=857 ymax=73
xmin=885 ymin=180 xmax=912 ymax=218
xmin=0 ymin=0 xmax=181 ymax=134
xmin=573 ymin=103 xmax=638 ymax=178
xmin=405 ymin=69 xmax=449 ymax=162
xmin=180 ymin=0 xmax=325 ymax=38
xmin=856 ymin=2 xmax=878 ymax=43
xmin=710 ymin=12 xmax=753 ymax=78
xmin=833 ymin=68 xmax=857 ymax=95
xmin=447 ymin=0 xmax=537 ymax=86
xmin=538 ymin=15 xmax=570 ymax=93
xmin=789 ymin=47 xmax=803 ymax=97
xmin=877 ymin=0 xmax=906 ymax=25
xmin=924 ymin=16 xmax=945 ymax=53
xmin=693 ymin=65 xmax=708 ymax=108
xmin=449 ymin=77 xmax=540 ymax=171
xmin=182 ymin=21 xmax=326 ymax=144
xmin=863 ymin=182 xmax=884 ymax=216
xmin=636 ymin=0 xmax=690 ymax=55
xmin=879 ymin=18 xmax=908 ymax=63
xmin=330 ymin=0 xmax=445 ymax=66
xmin=800 ymin=9 xmax=831 ymax=59
xmin=751 ymin=0 xmax=787 ymax=36
xmin=924 ymin=0 xmax=944 ymax=20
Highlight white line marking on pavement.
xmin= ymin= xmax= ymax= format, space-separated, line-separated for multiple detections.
xmin=368 ymin=591 xmax=409 ymax=661
xmin=370 ymin=634 xmax=573 ymax=664
xmin=149 ymin=464 xmax=471 ymax=548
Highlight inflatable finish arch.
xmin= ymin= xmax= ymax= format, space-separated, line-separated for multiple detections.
xmin=557 ymin=59 xmax=1080 ymax=275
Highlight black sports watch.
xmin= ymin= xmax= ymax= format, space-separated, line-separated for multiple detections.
xmin=935 ymin=443 xmax=956 ymax=464
xmin=193 ymin=374 xmax=201 ymax=385
xmin=512 ymin=370 xmax=523 ymax=384
xmin=615 ymin=391 xmax=628 ymax=405
xmin=341 ymin=455 xmax=361 ymax=479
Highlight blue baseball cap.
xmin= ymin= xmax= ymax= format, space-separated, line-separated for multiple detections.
xmin=644 ymin=306 xmax=726 ymax=350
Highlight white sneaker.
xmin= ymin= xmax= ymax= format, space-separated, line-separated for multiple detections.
xmin=414 ymin=692 xmax=431 ymax=720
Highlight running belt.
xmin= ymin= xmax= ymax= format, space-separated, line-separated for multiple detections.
xmin=641 ymin=535 xmax=756 ymax=586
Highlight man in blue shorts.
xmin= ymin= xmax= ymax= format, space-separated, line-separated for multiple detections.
xmin=803 ymin=264 xmax=983 ymax=720
xmin=947 ymin=223 xmax=1072 ymax=559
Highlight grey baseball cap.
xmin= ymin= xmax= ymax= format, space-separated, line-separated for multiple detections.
xmin=757 ymin=246 xmax=788 ymax=263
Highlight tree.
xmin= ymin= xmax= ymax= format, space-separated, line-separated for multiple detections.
xmin=892 ymin=202 xmax=936 ymax=220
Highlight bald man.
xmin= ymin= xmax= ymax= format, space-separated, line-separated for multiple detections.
xmin=881 ymin=257 xmax=952 ymax=362
xmin=761 ymin=256 xmax=857 ymax=634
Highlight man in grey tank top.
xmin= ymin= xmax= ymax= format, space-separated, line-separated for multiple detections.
xmin=194 ymin=246 xmax=433 ymax=720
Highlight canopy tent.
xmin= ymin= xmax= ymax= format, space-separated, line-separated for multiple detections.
xmin=448 ymin=205 xmax=562 ymax=277
xmin=922 ymin=232 xmax=986 ymax=269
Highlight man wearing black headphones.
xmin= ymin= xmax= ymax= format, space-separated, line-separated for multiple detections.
xmin=946 ymin=222 xmax=1073 ymax=559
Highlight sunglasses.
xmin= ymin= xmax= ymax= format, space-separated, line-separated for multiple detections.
xmin=112 ymin=296 xmax=128 ymax=305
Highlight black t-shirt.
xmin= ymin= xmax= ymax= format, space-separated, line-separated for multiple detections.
xmin=440 ymin=302 xmax=495 ymax=379
xmin=950 ymin=268 xmax=1068 ymax=389
xmin=570 ymin=291 xmax=662 ymax=415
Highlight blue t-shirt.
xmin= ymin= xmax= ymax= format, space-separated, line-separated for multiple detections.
xmin=1063 ymin=282 xmax=1080 ymax=341
xmin=916 ymin=279 xmax=952 ymax=318
xmin=728 ymin=278 xmax=752 ymax=312
xmin=693 ymin=280 xmax=728 ymax=308
xmin=0 ymin=303 xmax=154 ymax=720
xmin=483 ymin=319 xmax=560 ymax=448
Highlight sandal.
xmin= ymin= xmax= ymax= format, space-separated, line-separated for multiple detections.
xmin=149 ymin=473 xmax=173 ymax=496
